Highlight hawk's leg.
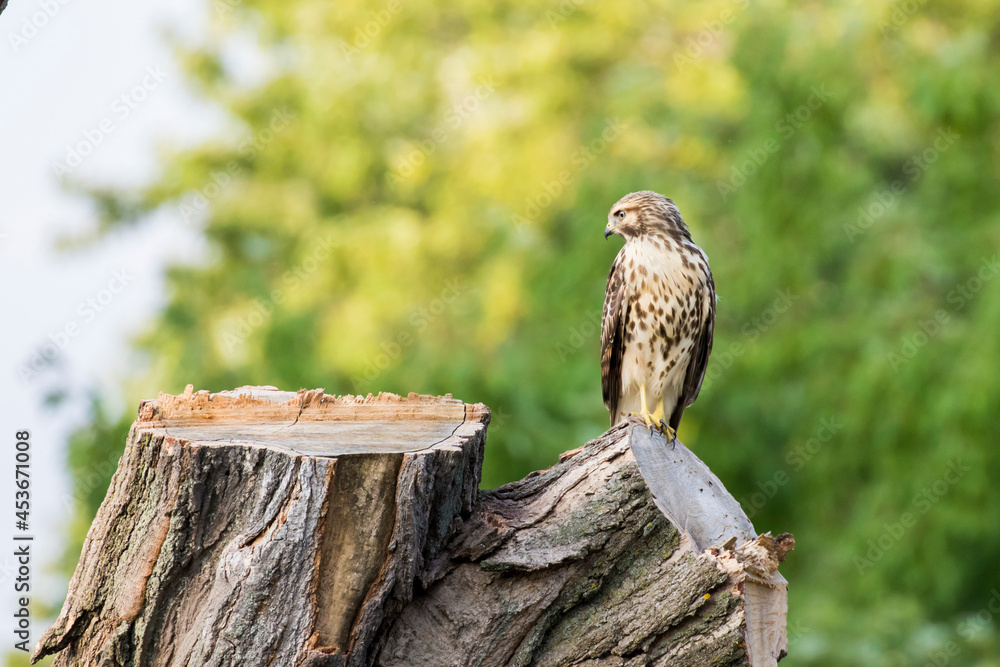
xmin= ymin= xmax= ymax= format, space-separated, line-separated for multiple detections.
xmin=629 ymin=386 xmax=665 ymax=436
xmin=651 ymin=397 xmax=677 ymax=442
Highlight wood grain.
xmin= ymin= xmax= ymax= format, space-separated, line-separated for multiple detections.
xmin=34 ymin=387 xmax=791 ymax=667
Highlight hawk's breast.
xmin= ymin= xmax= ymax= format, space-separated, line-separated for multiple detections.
xmin=618 ymin=236 xmax=712 ymax=404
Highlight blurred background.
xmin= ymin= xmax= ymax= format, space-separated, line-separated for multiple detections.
xmin=2 ymin=0 xmax=999 ymax=664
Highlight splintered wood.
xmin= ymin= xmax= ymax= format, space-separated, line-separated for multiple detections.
xmin=35 ymin=387 xmax=791 ymax=667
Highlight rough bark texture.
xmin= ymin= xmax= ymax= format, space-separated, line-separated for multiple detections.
xmin=35 ymin=386 xmax=792 ymax=667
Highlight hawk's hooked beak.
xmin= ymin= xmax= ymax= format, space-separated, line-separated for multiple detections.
xmin=604 ymin=224 xmax=617 ymax=240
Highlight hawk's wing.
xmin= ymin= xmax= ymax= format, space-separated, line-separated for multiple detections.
xmin=669 ymin=271 xmax=716 ymax=431
xmin=601 ymin=252 xmax=629 ymax=425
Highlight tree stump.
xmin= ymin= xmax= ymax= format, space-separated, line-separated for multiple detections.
xmin=34 ymin=386 xmax=792 ymax=667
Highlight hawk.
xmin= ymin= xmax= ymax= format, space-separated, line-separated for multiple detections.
xmin=601 ymin=191 xmax=716 ymax=441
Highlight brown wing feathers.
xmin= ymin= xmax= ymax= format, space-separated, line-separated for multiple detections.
xmin=601 ymin=255 xmax=628 ymax=425
xmin=669 ymin=272 xmax=715 ymax=431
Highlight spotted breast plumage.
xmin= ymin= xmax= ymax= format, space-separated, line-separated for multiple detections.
xmin=600 ymin=191 xmax=716 ymax=441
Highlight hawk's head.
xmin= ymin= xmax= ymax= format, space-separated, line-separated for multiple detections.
xmin=604 ymin=191 xmax=691 ymax=243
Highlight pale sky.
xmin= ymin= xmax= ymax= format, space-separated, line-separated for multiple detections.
xmin=0 ymin=0 xmax=226 ymax=646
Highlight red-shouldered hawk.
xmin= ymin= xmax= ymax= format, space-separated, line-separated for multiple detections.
xmin=601 ymin=191 xmax=716 ymax=441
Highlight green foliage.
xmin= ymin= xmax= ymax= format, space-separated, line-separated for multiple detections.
xmin=64 ymin=0 xmax=1000 ymax=663
xmin=5 ymin=652 xmax=52 ymax=667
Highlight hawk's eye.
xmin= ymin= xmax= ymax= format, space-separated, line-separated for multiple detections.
xmin=615 ymin=210 xmax=625 ymax=220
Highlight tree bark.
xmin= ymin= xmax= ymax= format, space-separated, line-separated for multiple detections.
xmin=34 ymin=386 xmax=792 ymax=667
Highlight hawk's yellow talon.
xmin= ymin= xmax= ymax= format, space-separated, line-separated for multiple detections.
xmin=658 ymin=419 xmax=676 ymax=441
xmin=652 ymin=398 xmax=665 ymax=423
xmin=634 ymin=386 xmax=672 ymax=437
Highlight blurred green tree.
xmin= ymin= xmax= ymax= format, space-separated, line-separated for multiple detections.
xmin=61 ymin=0 xmax=1000 ymax=663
